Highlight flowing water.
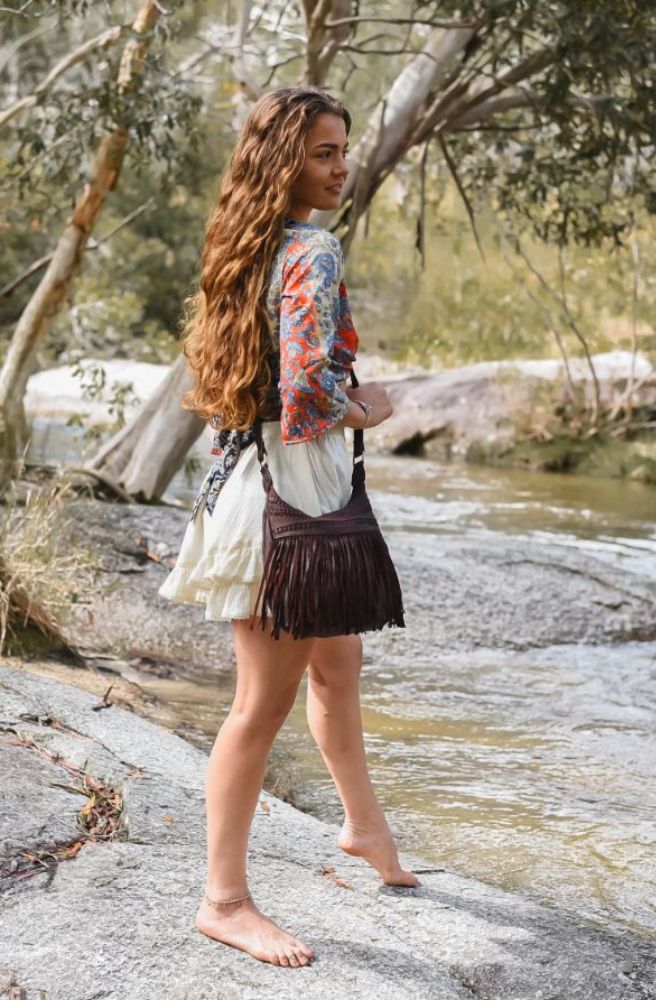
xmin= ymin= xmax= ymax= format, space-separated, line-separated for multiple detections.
xmin=283 ymin=458 xmax=656 ymax=939
xmin=28 ymin=421 xmax=656 ymax=938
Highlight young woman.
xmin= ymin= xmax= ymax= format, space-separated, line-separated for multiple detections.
xmin=158 ymin=85 xmax=418 ymax=969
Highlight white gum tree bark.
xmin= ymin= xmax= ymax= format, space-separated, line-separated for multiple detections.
xmin=0 ymin=2 xmax=161 ymax=481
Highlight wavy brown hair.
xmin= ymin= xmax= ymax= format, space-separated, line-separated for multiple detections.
xmin=180 ymin=86 xmax=352 ymax=430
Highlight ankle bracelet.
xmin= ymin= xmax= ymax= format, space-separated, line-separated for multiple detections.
xmin=204 ymin=890 xmax=251 ymax=908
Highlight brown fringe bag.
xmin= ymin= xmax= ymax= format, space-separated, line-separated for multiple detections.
xmin=250 ymin=370 xmax=405 ymax=640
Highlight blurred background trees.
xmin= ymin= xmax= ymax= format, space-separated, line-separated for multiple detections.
xmin=1 ymin=0 xmax=654 ymax=495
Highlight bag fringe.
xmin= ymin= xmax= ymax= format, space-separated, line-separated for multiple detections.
xmin=254 ymin=529 xmax=405 ymax=640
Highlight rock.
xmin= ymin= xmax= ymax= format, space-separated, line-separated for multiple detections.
xmin=22 ymin=355 xmax=422 ymax=427
xmin=0 ymin=746 xmax=82 ymax=864
xmin=25 ymin=351 xmax=656 ymax=468
xmin=628 ymin=463 xmax=654 ymax=483
xmin=364 ymin=350 xmax=656 ymax=458
xmin=55 ymin=496 xmax=656 ymax=676
xmin=25 ymin=359 xmax=169 ymax=424
xmin=1 ymin=663 xmax=654 ymax=999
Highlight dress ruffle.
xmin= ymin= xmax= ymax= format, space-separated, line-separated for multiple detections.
xmin=158 ymin=565 xmax=263 ymax=621
xmin=158 ymin=538 xmax=263 ymax=620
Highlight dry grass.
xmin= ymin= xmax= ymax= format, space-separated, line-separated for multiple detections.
xmin=0 ymin=462 xmax=99 ymax=657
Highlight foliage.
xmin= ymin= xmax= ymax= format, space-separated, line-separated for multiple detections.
xmin=419 ymin=0 xmax=656 ymax=246
xmin=64 ymin=359 xmax=140 ymax=444
xmin=0 ymin=0 xmax=207 ymax=363
xmin=1 ymin=1 xmax=204 ymax=205
xmin=0 ymin=467 xmax=99 ymax=655
xmin=349 ymin=179 xmax=656 ymax=370
xmin=1 ymin=0 xmax=655 ymax=379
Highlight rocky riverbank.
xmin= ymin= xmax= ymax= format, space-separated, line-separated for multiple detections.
xmin=6 ymin=487 xmax=655 ymax=672
xmin=84 ymin=491 xmax=656 ymax=647
xmin=367 ymin=350 xmax=656 ymax=483
xmin=24 ymin=348 xmax=656 ymax=484
xmin=1 ymin=661 xmax=654 ymax=1000
xmin=2 ymin=470 xmax=656 ymax=997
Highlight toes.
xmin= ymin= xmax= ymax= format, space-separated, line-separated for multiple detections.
xmin=383 ymin=870 xmax=420 ymax=888
xmin=294 ymin=938 xmax=314 ymax=958
xmin=287 ymin=951 xmax=301 ymax=967
xmin=277 ymin=951 xmax=290 ymax=967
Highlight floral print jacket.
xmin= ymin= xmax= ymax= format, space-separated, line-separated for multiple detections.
xmin=189 ymin=217 xmax=359 ymax=522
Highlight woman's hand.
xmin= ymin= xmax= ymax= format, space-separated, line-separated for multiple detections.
xmin=344 ymin=381 xmax=393 ymax=428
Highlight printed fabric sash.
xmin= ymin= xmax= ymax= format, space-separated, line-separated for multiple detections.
xmin=188 ymin=426 xmax=255 ymax=523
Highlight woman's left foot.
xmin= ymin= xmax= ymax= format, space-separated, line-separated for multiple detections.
xmin=337 ymin=818 xmax=420 ymax=887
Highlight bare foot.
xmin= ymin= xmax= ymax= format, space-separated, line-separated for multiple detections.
xmin=337 ymin=818 xmax=421 ymax=887
xmin=195 ymin=892 xmax=315 ymax=967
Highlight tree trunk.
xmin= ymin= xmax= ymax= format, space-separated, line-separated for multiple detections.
xmin=315 ymin=25 xmax=476 ymax=253
xmin=0 ymin=1 xmax=161 ymax=485
xmin=86 ymin=355 xmax=205 ymax=502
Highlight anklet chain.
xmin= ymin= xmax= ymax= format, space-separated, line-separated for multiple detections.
xmin=204 ymin=890 xmax=251 ymax=908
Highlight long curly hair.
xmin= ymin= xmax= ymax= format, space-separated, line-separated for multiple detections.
xmin=180 ymin=86 xmax=352 ymax=430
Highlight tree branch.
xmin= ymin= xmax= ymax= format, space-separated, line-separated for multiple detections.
xmin=0 ymin=24 xmax=128 ymax=129
xmin=499 ymin=229 xmax=578 ymax=405
xmin=305 ymin=0 xmax=354 ymax=86
xmin=323 ymin=15 xmax=480 ymax=30
xmin=437 ymin=133 xmax=485 ymax=262
xmin=1 ymin=198 xmax=156 ymax=299
xmin=311 ymin=24 xmax=477 ymax=251
xmin=229 ymin=0 xmax=261 ymax=100
xmin=447 ymin=91 xmax=536 ymax=128
xmin=413 ymin=46 xmax=554 ymax=145
xmin=0 ymin=22 xmax=55 ymax=77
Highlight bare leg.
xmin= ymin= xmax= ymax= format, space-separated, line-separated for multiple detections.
xmin=195 ymin=616 xmax=317 ymax=967
xmin=306 ymin=633 xmax=419 ymax=887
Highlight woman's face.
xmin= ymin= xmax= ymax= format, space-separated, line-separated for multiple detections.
xmin=287 ymin=112 xmax=349 ymax=221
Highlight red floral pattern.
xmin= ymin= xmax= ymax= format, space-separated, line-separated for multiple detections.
xmin=209 ymin=219 xmax=359 ymax=454
xmin=276 ymin=226 xmax=359 ymax=443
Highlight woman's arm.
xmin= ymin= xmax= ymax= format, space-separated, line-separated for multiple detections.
xmin=337 ymin=381 xmax=394 ymax=430
xmin=278 ymin=235 xmax=354 ymax=444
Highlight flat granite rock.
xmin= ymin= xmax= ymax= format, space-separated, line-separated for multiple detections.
xmin=0 ymin=664 xmax=653 ymax=1000
xmin=0 ymin=746 xmax=82 ymax=865
xmin=57 ymin=497 xmax=656 ymax=681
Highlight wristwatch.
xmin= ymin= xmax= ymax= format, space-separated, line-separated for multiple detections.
xmin=353 ymin=399 xmax=373 ymax=428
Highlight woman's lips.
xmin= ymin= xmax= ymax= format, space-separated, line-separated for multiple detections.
xmin=327 ymin=184 xmax=343 ymax=192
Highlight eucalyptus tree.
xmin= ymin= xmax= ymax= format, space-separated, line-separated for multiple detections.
xmin=2 ymin=1 xmax=654 ymax=498
xmin=0 ymin=0 xmax=202 ymax=483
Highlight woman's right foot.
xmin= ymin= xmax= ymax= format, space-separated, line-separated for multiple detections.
xmin=338 ymin=818 xmax=420 ymax=888
xmin=195 ymin=893 xmax=315 ymax=967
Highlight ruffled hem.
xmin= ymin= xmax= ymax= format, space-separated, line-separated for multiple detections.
xmin=188 ymin=537 xmax=263 ymax=584
xmin=157 ymin=564 xmax=261 ymax=621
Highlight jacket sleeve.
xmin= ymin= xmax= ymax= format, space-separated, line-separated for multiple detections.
xmin=278 ymin=236 xmax=352 ymax=444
